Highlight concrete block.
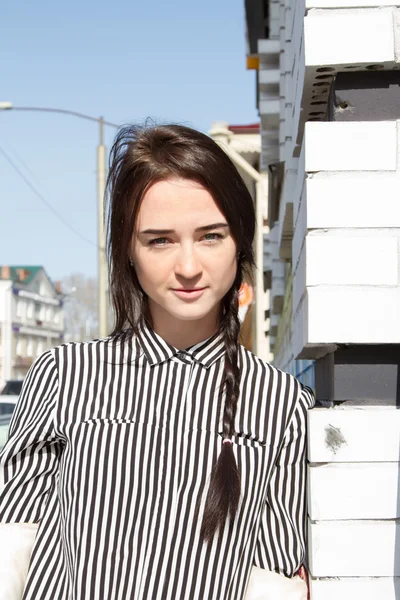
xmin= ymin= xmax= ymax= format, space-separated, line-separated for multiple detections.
xmin=306 ymin=174 xmax=400 ymax=228
xmin=308 ymin=406 xmax=400 ymax=463
xmin=310 ymin=577 xmax=400 ymax=600
xmin=259 ymin=99 xmax=281 ymax=119
xmin=257 ymin=39 xmax=280 ymax=57
xmin=308 ymin=463 xmax=400 ymax=520
xmin=293 ymin=246 xmax=306 ymax=313
xmin=278 ymin=163 xmax=297 ymax=259
xmin=309 ymin=519 xmax=400 ymax=576
xmin=292 ymin=185 xmax=307 ymax=268
xmin=258 ymin=38 xmax=280 ymax=71
xmin=306 ymin=234 xmax=399 ymax=286
xmin=258 ymin=69 xmax=280 ymax=85
xmin=307 ymin=286 xmax=400 ymax=344
xmin=304 ymin=9 xmax=396 ymax=66
xmin=269 ymin=1 xmax=280 ymax=21
xmin=292 ymin=137 xmax=305 ymax=206
xmin=305 ymin=122 xmax=397 ymax=172
xmin=268 ymin=18 xmax=280 ymax=39
xmin=271 ymin=258 xmax=285 ymax=315
xmin=292 ymin=290 xmax=310 ymax=361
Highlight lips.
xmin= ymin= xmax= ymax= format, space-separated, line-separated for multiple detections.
xmin=173 ymin=288 xmax=205 ymax=293
xmin=172 ymin=287 xmax=207 ymax=300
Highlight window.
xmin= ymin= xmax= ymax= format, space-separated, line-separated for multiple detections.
xmin=54 ymin=310 xmax=60 ymax=324
xmin=27 ymin=302 xmax=34 ymax=319
xmin=35 ymin=303 xmax=45 ymax=322
xmin=46 ymin=307 xmax=53 ymax=323
xmin=16 ymin=337 xmax=23 ymax=356
xmin=26 ymin=337 xmax=33 ymax=357
xmin=16 ymin=299 xmax=26 ymax=320
xmin=36 ymin=339 xmax=44 ymax=357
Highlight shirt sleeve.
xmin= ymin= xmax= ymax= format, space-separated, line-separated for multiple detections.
xmin=0 ymin=350 xmax=61 ymax=523
xmin=253 ymin=385 xmax=315 ymax=577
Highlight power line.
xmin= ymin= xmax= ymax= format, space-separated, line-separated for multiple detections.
xmin=6 ymin=144 xmax=45 ymax=190
xmin=0 ymin=146 xmax=100 ymax=249
xmin=11 ymin=106 xmax=120 ymax=129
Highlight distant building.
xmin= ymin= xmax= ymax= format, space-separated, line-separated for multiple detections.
xmin=209 ymin=121 xmax=271 ymax=362
xmin=0 ymin=265 xmax=64 ymax=387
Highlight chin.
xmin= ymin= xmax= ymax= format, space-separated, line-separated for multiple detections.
xmin=163 ymin=298 xmax=220 ymax=323
xmin=167 ymin=306 xmax=215 ymax=322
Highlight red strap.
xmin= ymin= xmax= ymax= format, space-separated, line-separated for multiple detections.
xmin=297 ymin=565 xmax=310 ymax=600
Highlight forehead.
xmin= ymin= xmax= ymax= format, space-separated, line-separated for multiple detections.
xmin=136 ymin=178 xmax=226 ymax=227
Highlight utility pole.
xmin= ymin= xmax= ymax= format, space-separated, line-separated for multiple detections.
xmin=0 ymin=103 xmax=119 ymax=339
xmin=97 ymin=117 xmax=108 ymax=338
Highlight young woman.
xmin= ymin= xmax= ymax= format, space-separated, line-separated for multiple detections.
xmin=0 ymin=124 xmax=314 ymax=600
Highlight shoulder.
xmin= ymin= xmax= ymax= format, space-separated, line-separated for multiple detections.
xmin=239 ymin=344 xmax=299 ymax=391
xmin=49 ymin=331 xmax=136 ymax=363
xmin=238 ymin=344 xmax=315 ymax=413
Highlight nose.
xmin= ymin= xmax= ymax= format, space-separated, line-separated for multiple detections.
xmin=175 ymin=243 xmax=202 ymax=280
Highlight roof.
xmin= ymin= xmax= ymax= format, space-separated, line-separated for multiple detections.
xmin=228 ymin=123 xmax=260 ymax=134
xmin=209 ymin=121 xmax=261 ymax=156
xmin=0 ymin=266 xmax=43 ymax=285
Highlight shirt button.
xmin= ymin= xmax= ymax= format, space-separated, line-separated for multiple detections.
xmin=177 ymin=352 xmax=192 ymax=362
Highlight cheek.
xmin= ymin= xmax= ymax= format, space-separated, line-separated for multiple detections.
xmin=133 ymin=249 xmax=173 ymax=295
xmin=205 ymin=247 xmax=237 ymax=284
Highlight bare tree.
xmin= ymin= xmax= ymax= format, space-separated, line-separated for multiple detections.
xmin=62 ymin=273 xmax=98 ymax=342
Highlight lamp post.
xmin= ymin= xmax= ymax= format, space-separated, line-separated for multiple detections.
xmin=0 ymin=102 xmax=119 ymax=338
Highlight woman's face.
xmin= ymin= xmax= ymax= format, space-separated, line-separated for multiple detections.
xmin=131 ymin=177 xmax=237 ymax=327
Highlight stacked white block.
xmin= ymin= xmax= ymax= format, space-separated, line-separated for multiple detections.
xmin=270 ymin=225 xmax=286 ymax=316
xmin=269 ymin=0 xmax=280 ymax=39
xmin=257 ymin=2 xmax=400 ymax=596
xmin=277 ymin=0 xmax=307 ymax=163
xmin=292 ymin=120 xmax=400 ymax=358
xmin=258 ymin=38 xmax=280 ymax=169
xmin=308 ymin=407 xmax=400 ymax=599
xmin=286 ymin=0 xmax=307 ymax=159
xmin=301 ymin=5 xmax=400 ymax=119
xmin=277 ymin=158 xmax=298 ymax=261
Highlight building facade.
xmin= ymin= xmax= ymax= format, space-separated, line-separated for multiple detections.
xmin=245 ymin=1 xmax=400 ymax=598
xmin=0 ymin=266 xmax=64 ymax=388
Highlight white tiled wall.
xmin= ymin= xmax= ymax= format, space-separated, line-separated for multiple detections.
xmin=262 ymin=2 xmax=400 ymax=596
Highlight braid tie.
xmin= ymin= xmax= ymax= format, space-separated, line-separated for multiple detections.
xmin=199 ymin=279 xmax=242 ymax=543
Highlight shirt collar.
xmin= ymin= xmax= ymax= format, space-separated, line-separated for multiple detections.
xmin=137 ymin=323 xmax=226 ymax=368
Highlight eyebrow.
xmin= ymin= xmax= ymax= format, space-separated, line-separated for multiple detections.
xmin=140 ymin=223 xmax=229 ymax=235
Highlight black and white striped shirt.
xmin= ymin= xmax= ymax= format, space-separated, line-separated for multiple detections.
xmin=0 ymin=325 xmax=314 ymax=600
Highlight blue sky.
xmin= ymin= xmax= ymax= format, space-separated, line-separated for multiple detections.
xmin=0 ymin=0 xmax=258 ymax=280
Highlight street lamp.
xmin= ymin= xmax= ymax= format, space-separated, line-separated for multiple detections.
xmin=0 ymin=102 xmax=120 ymax=338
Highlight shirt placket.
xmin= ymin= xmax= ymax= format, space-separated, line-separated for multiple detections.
xmin=138 ymin=354 xmax=195 ymax=600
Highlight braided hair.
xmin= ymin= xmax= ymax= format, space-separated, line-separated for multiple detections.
xmin=199 ymin=270 xmax=242 ymax=542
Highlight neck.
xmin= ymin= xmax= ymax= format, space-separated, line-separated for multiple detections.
xmin=148 ymin=302 xmax=220 ymax=350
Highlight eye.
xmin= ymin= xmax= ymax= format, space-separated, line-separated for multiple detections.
xmin=202 ymin=232 xmax=224 ymax=242
xmin=148 ymin=237 xmax=170 ymax=246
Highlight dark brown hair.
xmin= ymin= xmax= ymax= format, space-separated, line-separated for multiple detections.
xmin=106 ymin=123 xmax=256 ymax=542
